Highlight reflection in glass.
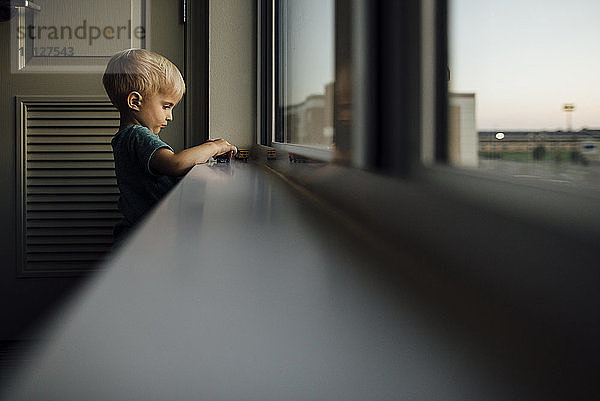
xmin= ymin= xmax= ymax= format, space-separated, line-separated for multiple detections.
xmin=277 ymin=0 xmax=334 ymax=148
xmin=449 ymin=0 xmax=600 ymax=189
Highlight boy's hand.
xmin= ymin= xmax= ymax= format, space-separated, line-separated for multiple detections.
xmin=209 ymin=138 xmax=238 ymax=157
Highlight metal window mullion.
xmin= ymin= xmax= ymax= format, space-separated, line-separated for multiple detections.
xmin=369 ymin=0 xmax=422 ymax=176
xmin=434 ymin=0 xmax=448 ymax=163
xmin=258 ymin=0 xmax=274 ymax=146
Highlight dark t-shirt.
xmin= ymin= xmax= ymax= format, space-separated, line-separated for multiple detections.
xmin=111 ymin=125 xmax=179 ymax=238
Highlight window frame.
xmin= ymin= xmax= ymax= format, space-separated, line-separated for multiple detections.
xmin=267 ymin=0 xmax=338 ymax=160
xmin=257 ymin=0 xmax=273 ymax=147
xmin=264 ymin=0 xmax=427 ymax=174
xmin=184 ymin=0 xmax=209 ymax=148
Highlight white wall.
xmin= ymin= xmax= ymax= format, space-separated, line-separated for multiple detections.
xmin=209 ymin=0 xmax=256 ymax=148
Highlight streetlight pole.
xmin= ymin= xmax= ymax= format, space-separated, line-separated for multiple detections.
xmin=563 ymin=103 xmax=575 ymax=132
xmin=495 ymin=132 xmax=504 ymax=166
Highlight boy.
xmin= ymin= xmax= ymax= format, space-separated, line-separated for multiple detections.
xmin=103 ymin=48 xmax=237 ymax=241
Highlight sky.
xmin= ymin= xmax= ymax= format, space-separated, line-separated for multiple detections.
xmin=449 ymin=0 xmax=600 ymax=131
xmin=280 ymin=0 xmax=334 ymax=105
xmin=280 ymin=0 xmax=600 ymax=132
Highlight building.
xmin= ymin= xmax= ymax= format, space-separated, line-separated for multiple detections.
xmin=449 ymin=93 xmax=478 ymax=167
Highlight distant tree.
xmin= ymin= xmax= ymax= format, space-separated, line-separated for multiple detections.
xmin=571 ymin=151 xmax=581 ymax=163
xmin=533 ymin=146 xmax=546 ymax=161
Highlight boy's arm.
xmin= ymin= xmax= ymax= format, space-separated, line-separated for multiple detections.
xmin=150 ymin=139 xmax=237 ymax=177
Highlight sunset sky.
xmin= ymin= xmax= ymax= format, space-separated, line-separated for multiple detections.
xmin=282 ymin=0 xmax=600 ymax=132
xmin=449 ymin=0 xmax=600 ymax=131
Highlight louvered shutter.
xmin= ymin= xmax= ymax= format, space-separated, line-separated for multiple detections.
xmin=17 ymin=97 xmax=122 ymax=276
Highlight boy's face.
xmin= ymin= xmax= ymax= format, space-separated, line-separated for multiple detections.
xmin=130 ymin=91 xmax=180 ymax=134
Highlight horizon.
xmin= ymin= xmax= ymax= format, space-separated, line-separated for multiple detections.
xmin=477 ymin=128 xmax=600 ymax=133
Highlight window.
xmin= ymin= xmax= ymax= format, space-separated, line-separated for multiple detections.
xmin=274 ymin=0 xmax=335 ymax=158
xmin=449 ymin=0 xmax=600 ymax=190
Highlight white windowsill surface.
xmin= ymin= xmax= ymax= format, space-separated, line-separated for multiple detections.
xmin=3 ymin=161 xmax=595 ymax=400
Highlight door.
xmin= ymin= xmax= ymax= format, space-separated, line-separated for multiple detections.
xmin=0 ymin=0 xmax=185 ymax=340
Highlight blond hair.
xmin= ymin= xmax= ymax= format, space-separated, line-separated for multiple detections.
xmin=102 ymin=48 xmax=186 ymax=111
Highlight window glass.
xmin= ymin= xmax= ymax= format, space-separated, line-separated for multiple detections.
xmin=449 ymin=0 xmax=600 ymax=189
xmin=276 ymin=0 xmax=335 ymax=149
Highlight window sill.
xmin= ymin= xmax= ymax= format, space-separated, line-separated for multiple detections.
xmin=271 ymin=141 xmax=334 ymax=162
xmin=5 ymin=161 xmax=597 ymax=400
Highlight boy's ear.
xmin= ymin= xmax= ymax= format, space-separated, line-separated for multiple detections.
xmin=127 ymin=91 xmax=143 ymax=111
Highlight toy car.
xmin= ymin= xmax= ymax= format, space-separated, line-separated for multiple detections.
xmin=236 ymin=148 xmax=250 ymax=162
